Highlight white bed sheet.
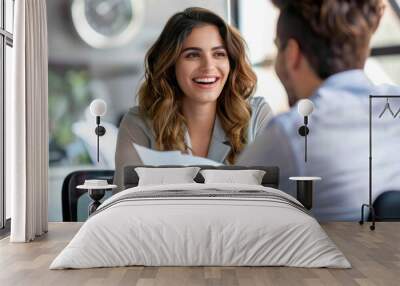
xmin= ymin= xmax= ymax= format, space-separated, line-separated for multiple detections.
xmin=50 ymin=183 xmax=350 ymax=269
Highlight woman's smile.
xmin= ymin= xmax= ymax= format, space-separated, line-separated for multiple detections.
xmin=192 ymin=76 xmax=221 ymax=89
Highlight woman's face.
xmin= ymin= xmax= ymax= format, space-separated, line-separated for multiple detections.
xmin=175 ymin=24 xmax=230 ymax=105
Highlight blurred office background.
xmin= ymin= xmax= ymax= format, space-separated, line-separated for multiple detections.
xmin=45 ymin=0 xmax=400 ymax=221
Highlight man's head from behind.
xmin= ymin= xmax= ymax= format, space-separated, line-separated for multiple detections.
xmin=272 ymin=0 xmax=384 ymax=106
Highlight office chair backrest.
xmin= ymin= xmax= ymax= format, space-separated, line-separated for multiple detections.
xmin=61 ymin=170 xmax=114 ymax=221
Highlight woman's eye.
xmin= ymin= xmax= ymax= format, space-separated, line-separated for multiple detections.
xmin=185 ymin=52 xmax=199 ymax=58
xmin=215 ymin=52 xmax=227 ymax=58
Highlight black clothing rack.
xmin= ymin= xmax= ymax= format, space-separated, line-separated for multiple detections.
xmin=359 ymin=95 xmax=400 ymax=230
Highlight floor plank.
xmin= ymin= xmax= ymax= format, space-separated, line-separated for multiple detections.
xmin=0 ymin=222 xmax=399 ymax=286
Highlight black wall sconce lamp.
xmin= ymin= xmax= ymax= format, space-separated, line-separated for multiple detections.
xmin=89 ymin=99 xmax=107 ymax=162
xmin=297 ymin=99 xmax=314 ymax=162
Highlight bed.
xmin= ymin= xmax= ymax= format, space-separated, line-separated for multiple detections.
xmin=50 ymin=165 xmax=350 ymax=269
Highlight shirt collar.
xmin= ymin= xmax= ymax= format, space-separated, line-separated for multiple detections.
xmin=312 ymin=69 xmax=373 ymax=98
xmin=184 ymin=116 xmax=231 ymax=163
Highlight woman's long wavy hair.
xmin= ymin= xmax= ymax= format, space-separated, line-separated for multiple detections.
xmin=138 ymin=7 xmax=256 ymax=164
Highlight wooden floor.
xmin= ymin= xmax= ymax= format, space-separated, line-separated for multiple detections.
xmin=0 ymin=222 xmax=399 ymax=286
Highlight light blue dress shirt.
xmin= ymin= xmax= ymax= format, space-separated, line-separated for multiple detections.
xmin=238 ymin=70 xmax=400 ymax=221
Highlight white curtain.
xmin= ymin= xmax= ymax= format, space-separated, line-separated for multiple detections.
xmin=8 ymin=0 xmax=48 ymax=242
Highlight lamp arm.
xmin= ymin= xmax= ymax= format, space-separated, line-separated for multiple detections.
xmin=97 ymin=128 xmax=100 ymax=162
xmin=95 ymin=116 xmax=101 ymax=162
xmin=304 ymin=116 xmax=308 ymax=162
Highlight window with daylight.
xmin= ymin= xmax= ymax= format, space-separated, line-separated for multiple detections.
xmin=0 ymin=0 xmax=14 ymax=233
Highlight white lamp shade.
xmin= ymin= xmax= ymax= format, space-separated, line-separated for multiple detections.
xmin=90 ymin=99 xmax=107 ymax=117
xmin=297 ymin=99 xmax=314 ymax=116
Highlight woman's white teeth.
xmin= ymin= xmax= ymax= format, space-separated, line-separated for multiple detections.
xmin=193 ymin=77 xmax=218 ymax=84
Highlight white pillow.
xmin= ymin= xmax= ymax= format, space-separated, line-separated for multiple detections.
xmin=200 ymin=169 xmax=266 ymax=185
xmin=135 ymin=167 xmax=200 ymax=186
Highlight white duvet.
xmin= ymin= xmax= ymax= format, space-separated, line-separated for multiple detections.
xmin=50 ymin=183 xmax=350 ymax=269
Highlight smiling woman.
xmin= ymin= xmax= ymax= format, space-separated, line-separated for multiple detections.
xmin=175 ymin=25 xmax=231 ymax=158
xmin=113 ymin=7 xmax=273 ymax=189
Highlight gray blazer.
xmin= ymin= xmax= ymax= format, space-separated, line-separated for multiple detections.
xmin=113 ymin=97 xmax=273 ymax=189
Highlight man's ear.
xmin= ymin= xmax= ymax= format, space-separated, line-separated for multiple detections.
xmin=284 ymin=39 xmax=302 ymax=72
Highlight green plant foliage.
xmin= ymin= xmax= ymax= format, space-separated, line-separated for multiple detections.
xmin=48 ymin=67 xmax=93 ymax=165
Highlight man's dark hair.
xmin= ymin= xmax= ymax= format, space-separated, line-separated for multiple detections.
xmin=272 ymin=0 xmax=384 ymax=79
